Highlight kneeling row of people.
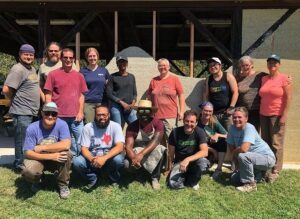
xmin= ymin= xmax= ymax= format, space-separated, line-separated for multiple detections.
xmin=21 ymin=100 xmax=275 ymax=199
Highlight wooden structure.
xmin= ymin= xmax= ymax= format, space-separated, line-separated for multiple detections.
xmin=0 ymin=0 xmax=299 ymax=74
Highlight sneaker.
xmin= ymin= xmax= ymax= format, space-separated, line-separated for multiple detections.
xmin=151 ymin=178 xmax=160 ymax=190
xmin=211 ymin=169 xmax=222 ymax=179
xmin=85 ymin=179 xmax=97 ymax=190
xmin=59 ymin=186 xmax=70 ymax=199
xmin=236 ymin=183 xmax=257 ymax=192
xmin=266 ymin=173 xmax=279 ymax=184
xmin=192 ymin=184 xmax=200 ymax=191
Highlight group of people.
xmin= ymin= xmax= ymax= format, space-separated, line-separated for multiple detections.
xmin=2 ymin=42 xmax=292 ymax=199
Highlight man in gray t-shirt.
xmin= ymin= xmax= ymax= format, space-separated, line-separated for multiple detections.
xmin=2 ymin=44 xmax=40 ymax=170
xmin=73 ymin=104 xmax=125 ymax=190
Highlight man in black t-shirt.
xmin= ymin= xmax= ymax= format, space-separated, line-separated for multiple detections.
xmin=168 ymin=110 xmax=208 ymax=190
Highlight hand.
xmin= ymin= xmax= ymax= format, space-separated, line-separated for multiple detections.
xmin=34 ymin=145 xmax=44 ymax=153
xmin=178 ymin=111 xmax=184 ymax=121
xmin=120 ymin=101 xmax=131 ymax=111
xmin=279 ymin=115 xmax=286 ymax=126
xmin=210 ymin=134 xmax=219 ymax=143
xmin=226 ymin=107 xmax=235 ymax=116
xmin=75 ymin=111 xmax=84 ymax=122
xmin=132 ymin=153 xmax=144 ymax=169
xmin=92 ymin=156 xmax=107 ymax=168
xmin=52 ymin=151 xmax=68 ymax=163
xmin=179 ymin=159 xmax=190 ymax=173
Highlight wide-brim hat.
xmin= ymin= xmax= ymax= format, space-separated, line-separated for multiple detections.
xmin=133 ymin=100 xmax=158 ymax=113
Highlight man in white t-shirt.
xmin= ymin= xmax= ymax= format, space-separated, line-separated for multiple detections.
xmin=73 ymin=104 xmax=125 ymax=190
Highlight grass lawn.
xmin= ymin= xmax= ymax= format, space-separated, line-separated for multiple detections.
xmin=0 ymin=165 xmax=299 ymax=218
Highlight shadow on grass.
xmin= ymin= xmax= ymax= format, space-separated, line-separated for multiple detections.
xmin=204 ymin=170 xmax=233 ymax=187
xmin=69 ymin=167 xmax=152 ymax=192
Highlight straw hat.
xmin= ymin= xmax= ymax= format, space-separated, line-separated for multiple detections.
xmin=134 ymin=100 xmax=158 ymax=112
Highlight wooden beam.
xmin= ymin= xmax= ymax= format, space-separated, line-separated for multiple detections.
xmin=242 ymin=8 xmax=297 ymax=56
xmin=126 ymin=13 xmax=141 ymax=47
xmin=60 ymin=11 xmax=98 ymax=48
xmin=231 ymin=7 xmax=243 ymax=74
xmin=0 ymin=15 xmax=27 ymax=45
xmin=38 ymin=3 xmax=49 ymax=59
xmin=97 ymin=14 xmax=115 ymax=49
xmin=189 ymin=23 xmax=194 ymax=77
xmin=75 ymin=32 xmax=80 ymax=69
xmin=169 ymin=60 xmax=186 ymax=76
xmin=180 ymin=9 xmax=233 ymax=64
xmin=153 ymin=11 xmax=156 ymax=60
xmin=114 ymin=11 xmax=118 ymax=54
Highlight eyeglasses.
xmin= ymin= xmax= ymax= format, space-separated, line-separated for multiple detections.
xmin=138 ymin=109 xmax=151 ymax=114
xmin=48 ymin=50 xmax=59 ymax=53
xmin=44 ymin=111 xmax=58 ymax=117
xmin=62 ymin=56 xmax=74 ymax=61
xmin=96 ymin=113 xmax=109 ymax=118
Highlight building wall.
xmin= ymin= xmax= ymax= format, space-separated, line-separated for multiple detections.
xmin=243 ymin=9 xmax=300 ymax=163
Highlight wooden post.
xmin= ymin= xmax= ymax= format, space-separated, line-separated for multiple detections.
xmin=189 ymin=23 xmax=194 ymax=77
xmin=114 ymin=11 xmax=118 ymax=54
xmin=75 ymin=32 xmax=80 ymax=69
xmin=152 ymin=11 xmax=156 ymax=60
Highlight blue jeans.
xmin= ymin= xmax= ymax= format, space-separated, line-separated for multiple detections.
xmin=110 ymin=102 xmax=137 ymax=127
xmin=12 ymin=115 xmax=35 ymax=168
xmin=60 ymin=117 xmax=84 ymax=157
xmin=231 ymin=152 xmax=276 ymax=184
xmin=73 ymin=154 xmax=125 ymax=183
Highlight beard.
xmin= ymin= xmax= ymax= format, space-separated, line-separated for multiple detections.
xmin=95 ymin=119 xmax=110 ymax=128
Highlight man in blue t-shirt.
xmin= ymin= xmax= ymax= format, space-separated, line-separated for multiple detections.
xmin=73 ymin=104 xmax=125 ymax=190
xmin=21 ymin=102 xmax=72 ymax=199
xmin=227 ymin=107 xmax=276 ymax=192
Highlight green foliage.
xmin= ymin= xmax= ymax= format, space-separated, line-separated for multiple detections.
xmin=0 ymin=53 xmax=17 ymax=84
xmin=0 ymin=167 xmax=299 ymax=218
xmin=170 ymin=60 xmax=231 ymax=78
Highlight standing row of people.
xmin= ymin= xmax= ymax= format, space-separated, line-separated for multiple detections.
xmin=2 ymin=42 xmax=292 ymax=198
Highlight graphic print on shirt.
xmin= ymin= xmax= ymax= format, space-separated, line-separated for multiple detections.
xmin=90 ymin=133 xmax=112 ymax=156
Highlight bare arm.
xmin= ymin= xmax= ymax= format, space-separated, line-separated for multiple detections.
xmin=40 ymin=88 xmax=45 ymax=103
xmin=125 ymin=136 xmax=137 ymax=161
xmin=227 ymin=73 xmax=239 ymax=107
xmin=44 ymin=90 xmax=52 ymax=103
xmin=2 ymin=85 xmax=14 ymax=99
xmin=168 ymin=144 xmax=175 ymax=169
xmin=231 ymin=142 xmax=251 ymax=158
xmin=81 ymin=146 xmax=95 ymax=162
xmin=25 ymin=150 xmax=68 ymax=162
xmin=92 ymin=142 xmax=124 ymax=168
xmin=138 ymin=131 xmax=163 ymax=157
xmin=280 ymin=84 xmax=292 ymax=125
xmin=178 ymin=93 xmax=185 ymax=120
xmin=180 ymin=143 xmax=208 ymax=172
xmin=76 ymin=93 xmax=85 ymax=121
xmin=34 ymin=139 xmax=71 ymax=153
xmin=132 ymin=131 xmax=164 ymax=168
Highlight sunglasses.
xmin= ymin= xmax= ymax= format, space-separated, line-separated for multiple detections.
xmin=44 ymin=111 xmax=58 ymax=117
xmin=138 ymin=109 xmax=151 ymax=114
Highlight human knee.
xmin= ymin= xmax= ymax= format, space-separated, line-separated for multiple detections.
xmin=72 ymin=155 xmax=88 ymax=171
xmin=111 ymin=154 xmax=125 ymax=168
xmin=21 ymin=167 xmax=43 ymax=183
